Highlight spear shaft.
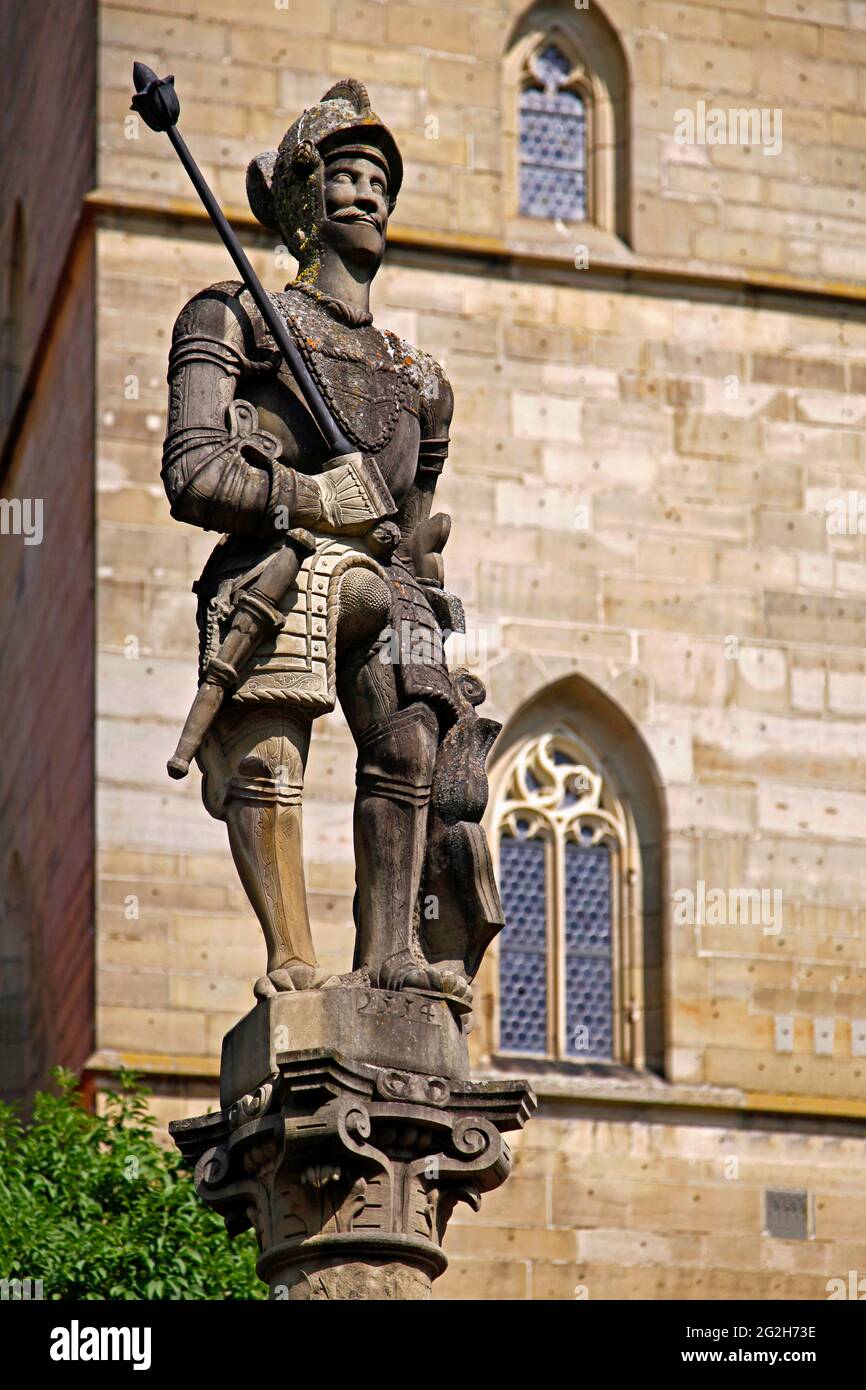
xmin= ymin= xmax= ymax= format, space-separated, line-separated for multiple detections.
xmin=131 ymin=61 xmax=354 ymax=459
xmin=130 ymin=63 xmax=362 ymax=781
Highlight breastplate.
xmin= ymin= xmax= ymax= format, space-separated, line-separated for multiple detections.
xmin=274 ymin=290 xmax=420 ymax=455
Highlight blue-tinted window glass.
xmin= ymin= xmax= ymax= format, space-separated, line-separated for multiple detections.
xmin=564 ymin=842 xmax=613 ymax=1059
xmin=519 ymin=46 xmax=586 ymax=221
xmin=498 ymin=835 xmax=547 ymax=1053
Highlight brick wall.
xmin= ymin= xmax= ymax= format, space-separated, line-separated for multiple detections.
xmin=0 ymin=0 xmax=96 ymax=1103
xmin=0 ymin=0 xmax=96 ymax=448
xmin=0 ymin=234 xmax=96 ymax=1098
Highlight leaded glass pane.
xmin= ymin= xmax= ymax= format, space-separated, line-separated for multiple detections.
xmin=520 ymin=163 xmax=587 ymax=221
xmin=564 ymin=842 xmax=613 ymax=1059
xmin=520 ymin=91 xmax=587 ymax=168
xmin=519 ymin=46 xmax=587 ymax=221
xmin=533 ymin=44 xmax=572 ymax=88
xmin=498 ymin=835 xmax=547 ymax=1053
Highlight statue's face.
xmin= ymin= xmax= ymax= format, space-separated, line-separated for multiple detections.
xmin=321 ymin=153 xmax=390 ymax=269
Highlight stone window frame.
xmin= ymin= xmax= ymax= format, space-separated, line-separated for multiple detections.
xmin=491 ymin=723 xmax=645 ymax=1069
xmin=503 ymin=4 xmax=631 ymax=254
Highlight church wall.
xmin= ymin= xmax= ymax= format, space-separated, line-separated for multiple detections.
xmin=88 ymin=0 xmax=866 ymax=1297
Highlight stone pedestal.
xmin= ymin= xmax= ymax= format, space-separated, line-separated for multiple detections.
xmin=219 ymin=987 xmax=471 ymax=1107
xmin=170 ymin=988 xmax=534 ymax=1300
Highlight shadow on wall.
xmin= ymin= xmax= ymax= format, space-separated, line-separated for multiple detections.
xmin=0 ymin=850 xmax=49 ymax=1112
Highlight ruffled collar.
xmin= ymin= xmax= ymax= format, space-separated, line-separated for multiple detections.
xmin=287 ymin=280 xmax=373 ymax=328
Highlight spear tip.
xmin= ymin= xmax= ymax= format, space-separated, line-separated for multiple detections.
xmin=132 ymin=60 xmax=158 ymax=93
xmin=130 ymin=60 xmax=180 ymax=131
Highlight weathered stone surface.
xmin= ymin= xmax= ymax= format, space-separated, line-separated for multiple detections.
xmin=220 ymin=987 xmax=470 ymax=1108
xmin=150 ymin=72 xmax=507 ymax=1022
xmin=79 ymin=0 xmax=866 ymax=1302
xmin=171 ymin=1020 xmax=534 ymax=1300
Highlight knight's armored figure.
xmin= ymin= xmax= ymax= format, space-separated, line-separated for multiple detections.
xmin=162 ymin=79 xmax=504 ymax=1003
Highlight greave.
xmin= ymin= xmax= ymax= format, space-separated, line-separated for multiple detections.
xmin=352 ymin=704 xmax=439 ymax=979
xmin=226 ymin=797 xmax=317 ymax=972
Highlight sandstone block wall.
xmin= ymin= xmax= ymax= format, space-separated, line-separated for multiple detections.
xmin=97 ymin=0 xmax=866 ymax=283
xmin=87 ymin=0 xmax=866 ymax=1297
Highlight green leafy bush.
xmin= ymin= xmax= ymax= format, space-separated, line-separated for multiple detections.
xmin=0 ymin=1069 xmax=263 ymax=1300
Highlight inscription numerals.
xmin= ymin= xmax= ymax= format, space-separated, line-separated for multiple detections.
xmin=356 ymin=990 xmax=441 ymax=1026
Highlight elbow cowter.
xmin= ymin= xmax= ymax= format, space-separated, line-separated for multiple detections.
xmin=162 ymin=439 xmax=324 ymax=537
xmin=160 ymin=300 xmax=291 ymax=535
xmin=163 ymin=441 xmax=282 ymax=536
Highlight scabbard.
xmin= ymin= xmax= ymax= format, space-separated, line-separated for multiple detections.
xmin=167 ymin=528 xmax=316 ymax=779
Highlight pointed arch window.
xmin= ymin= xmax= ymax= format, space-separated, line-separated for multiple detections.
xmin=496 ymin=731 xmax=641 ymax=1064
xmin=519 ymin=43 xmax=588 ymax=221
xmin=506 ymin=5 xmax=631 ymax=245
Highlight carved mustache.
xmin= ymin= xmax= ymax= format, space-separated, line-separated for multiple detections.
xmin=329 ymin=207 xmax=382 ymax=230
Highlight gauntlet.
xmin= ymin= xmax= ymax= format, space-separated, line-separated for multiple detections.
xmin=312 ymin=452 xmax=396 ymax=534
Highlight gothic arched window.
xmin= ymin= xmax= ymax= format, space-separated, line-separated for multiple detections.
xmin=519 ymin=43 xmax=587 ymax=221
xmin=496 ymin=730 xmax=640 ymax=1064
xmin=505 ymin=6 xmax=631 ymax=245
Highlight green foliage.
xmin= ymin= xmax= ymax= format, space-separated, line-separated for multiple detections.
xmin=0 ymin=1069 xmax=263 ymax=1300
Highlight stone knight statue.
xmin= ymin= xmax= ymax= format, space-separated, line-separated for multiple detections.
xmin=161 ymin=78 xmax=505 ymax=1006
xmin=134 ymin=62 xmax=533 ymax=1299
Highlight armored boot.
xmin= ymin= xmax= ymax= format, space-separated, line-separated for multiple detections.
xmin=352 ymin=703 xmax=465 ymax=996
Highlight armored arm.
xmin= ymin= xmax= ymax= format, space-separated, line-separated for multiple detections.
xmin=398 ymin=359 xmax=454 ymax=581
xmin=161 ymin=284 xmax=342 ymax=537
